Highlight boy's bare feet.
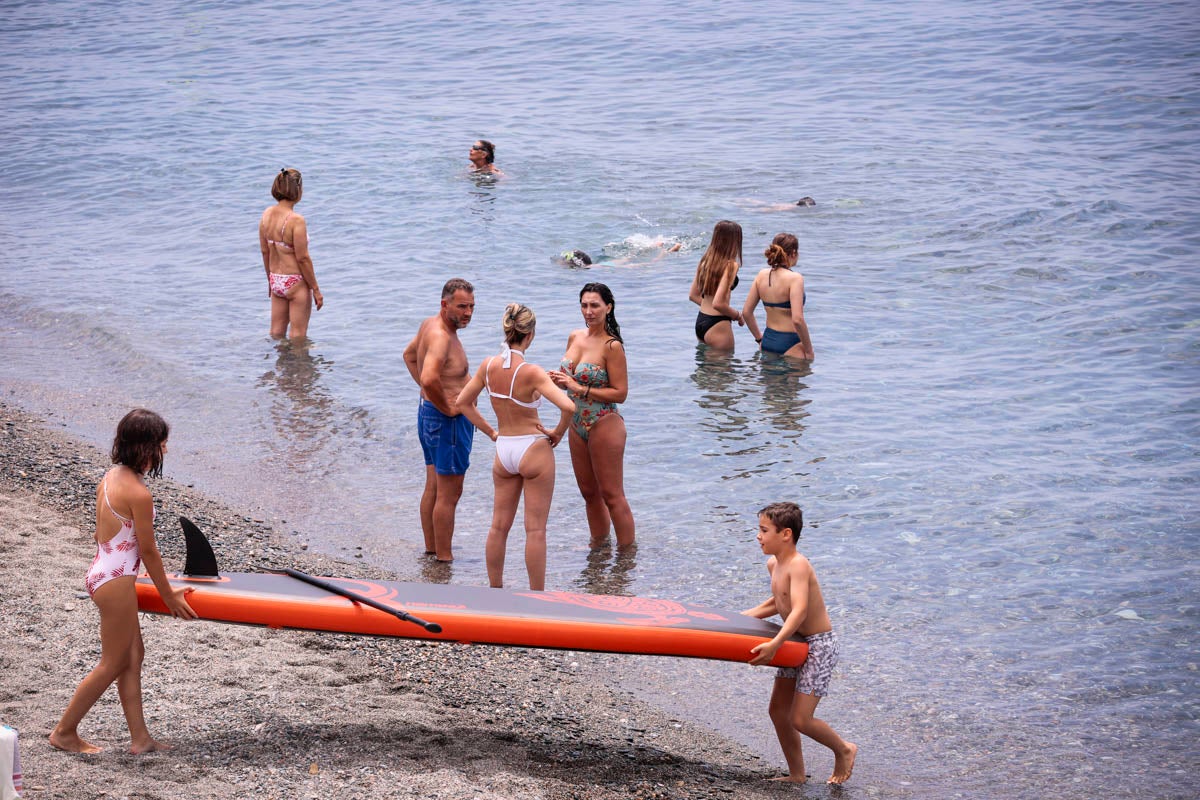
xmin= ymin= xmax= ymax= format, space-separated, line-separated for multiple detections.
xmin=48 ymin=730 xmax=102 ymax=754
xmin=130 ymin=737 xmax=172 ymax=754
xmin=828 ymin=741 xmax=857 ymax=784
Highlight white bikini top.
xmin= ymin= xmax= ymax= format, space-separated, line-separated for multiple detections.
xmin=485 ymin=350 xmax=543 ymax=410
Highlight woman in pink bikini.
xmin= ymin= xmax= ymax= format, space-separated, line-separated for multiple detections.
xmin=259 ymin=168 xmax=324 ymax=338
xmin=49 ymin=409 xmax=197 ymax=755
xmin=456 ymin=303 xmax=576 ymax=590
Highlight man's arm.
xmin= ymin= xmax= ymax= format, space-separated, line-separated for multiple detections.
xmin=402 ymin=329 xmax=422 ymax=387
xmin=419 ymin=332 xmax=455 ymax=416
xmin=455 ymin=363 xmax=497 ymax=440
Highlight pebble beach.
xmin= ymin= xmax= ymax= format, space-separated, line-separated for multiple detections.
xmin=0 ymin=401 xmax=815 ymax=800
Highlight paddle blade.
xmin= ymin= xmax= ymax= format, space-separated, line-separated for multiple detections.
xmin=180 ymin=516 xmax=220 ymax=577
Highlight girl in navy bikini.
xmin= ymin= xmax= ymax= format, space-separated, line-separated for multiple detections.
xmin=742 ymin=233 xmax=815 ymax=360
xmin=50 ymin=409 xmax=196 ymax=755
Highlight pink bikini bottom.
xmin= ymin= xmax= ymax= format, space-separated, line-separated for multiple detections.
xmin=270 ymin=273 xmax=304 ymax=299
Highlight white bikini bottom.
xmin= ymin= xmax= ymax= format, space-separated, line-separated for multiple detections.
xmin=495 ymin=434 xmax=547 ymax=475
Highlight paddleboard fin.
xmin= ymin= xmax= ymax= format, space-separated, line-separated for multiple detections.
xmin=180 ymin=516 xmax=220 ymax=577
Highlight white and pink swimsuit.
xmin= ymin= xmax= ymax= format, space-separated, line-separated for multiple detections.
xmin=84 ymin=473 xmax=149 ymax=596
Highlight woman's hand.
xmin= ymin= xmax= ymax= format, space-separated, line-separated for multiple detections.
xmin=312 ymin=288 xmax=324 ymax=310
xmin=548 ymin=370 xmax=572 ymax=391
xmin=538 ymin=424 xmax=565 ymax=447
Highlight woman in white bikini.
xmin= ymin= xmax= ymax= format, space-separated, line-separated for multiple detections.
xmin=456 ymin=304 xmax=574 ymax=590
xmin=259 ymin=168 xmax=323 ymax=339
xmin=49 ymin=409 xmax=197 ymax=755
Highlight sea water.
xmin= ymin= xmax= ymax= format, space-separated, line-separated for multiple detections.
xmin=1 ymin=2 xmax=1197 ymax=796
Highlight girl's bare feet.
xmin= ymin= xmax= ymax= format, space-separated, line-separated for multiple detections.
xmin=48 ymin=730 xmax=102 ymax=754
xmin=130 ymin=736 xmax=172 ymax=754
xmin=828 ymin=741 xmax=857 ymax=784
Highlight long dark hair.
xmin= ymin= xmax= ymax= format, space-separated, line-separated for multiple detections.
xmin=695 ymin=220 xmax=743 ymax=297
xmin=111 ymin=408 xmax=170 ymax=477
xmin=580 ymin=282 xmax=623 ymax=344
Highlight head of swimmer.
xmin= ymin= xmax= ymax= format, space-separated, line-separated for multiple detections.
xmin=469 ymin=139 xmax=495 ymax=165
xmin=112 ymin=408 xmax=171 ymax=478
xmin=272 ymin=168 xmax=303 ymax=203
xmin=502 ymin=303 xmax=536 ymax=347
xmin=555 ymin=249 xmax=593 ymax=268
xmin=795 ymin=197 xmax=815 ymax=207
xmin=441 ymin=278 xmax=476 ymax=329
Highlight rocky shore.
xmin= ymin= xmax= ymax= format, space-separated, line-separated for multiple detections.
xmin=0 ymin=401 xmax=810 ymax=799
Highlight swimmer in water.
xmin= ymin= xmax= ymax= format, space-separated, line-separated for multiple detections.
xmin=738 ymin=197 xmax=817 ymax=212
xmin=468 ymin=139 xmax=504 ymax=176
xmin=553 ymin=238 xmax=682 ymax=269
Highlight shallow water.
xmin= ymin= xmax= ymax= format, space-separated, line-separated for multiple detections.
xmin=2 ymin=1 xmax=1198 ymax=796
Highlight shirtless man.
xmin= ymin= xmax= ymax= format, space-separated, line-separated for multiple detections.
xmin=403 ymin=278 xmax=477 ymax=561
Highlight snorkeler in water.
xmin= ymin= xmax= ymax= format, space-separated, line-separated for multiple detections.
xmin=553 ymin=237 xmax=683 ymax=269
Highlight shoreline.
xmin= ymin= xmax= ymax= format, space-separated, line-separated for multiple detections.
xmin=0 ymin=400 xmax=803 ymax=799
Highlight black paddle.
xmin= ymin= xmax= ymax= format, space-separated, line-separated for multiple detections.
xmin=279 ymin=568 xmax=443 ymax=634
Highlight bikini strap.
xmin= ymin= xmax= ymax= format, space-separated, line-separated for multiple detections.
xmin=278 ymin=211 xmax=294 ymax=240
xmin=500 ymin=343 xmax=526 ymax=369
xmin=508 ymin=361 xmax=527 ymax=397
xmin=101 ymin=471 xmax=132 ymax=524
xmin=484 ymin=356 xmax=494 ymax=394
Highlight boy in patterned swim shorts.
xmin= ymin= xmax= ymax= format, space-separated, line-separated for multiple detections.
xmin=743 ymin=501 xmax=858 ymax=785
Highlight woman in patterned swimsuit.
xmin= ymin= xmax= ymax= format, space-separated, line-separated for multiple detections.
xmin=258 ymin=168 xmax=324 ymax=339
xmin=49 ymin=409 xmax=197 ymax=755
xmin=549 ymin=283 xmax=636 ymax=548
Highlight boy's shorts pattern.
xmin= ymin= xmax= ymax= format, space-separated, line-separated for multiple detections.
xmin=775 ymin=630 xmax=839 ymax=697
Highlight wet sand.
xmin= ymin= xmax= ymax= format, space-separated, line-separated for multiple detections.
xmin=0 ymin=401 xmax=814 ymax=799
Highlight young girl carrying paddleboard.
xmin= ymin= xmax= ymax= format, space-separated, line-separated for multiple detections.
xmin=49 ymin=409 xmax=197 ymax=754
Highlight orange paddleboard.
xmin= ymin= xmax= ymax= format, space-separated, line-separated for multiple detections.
xmin=136 ymin=571 xmax=807 ymax=667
